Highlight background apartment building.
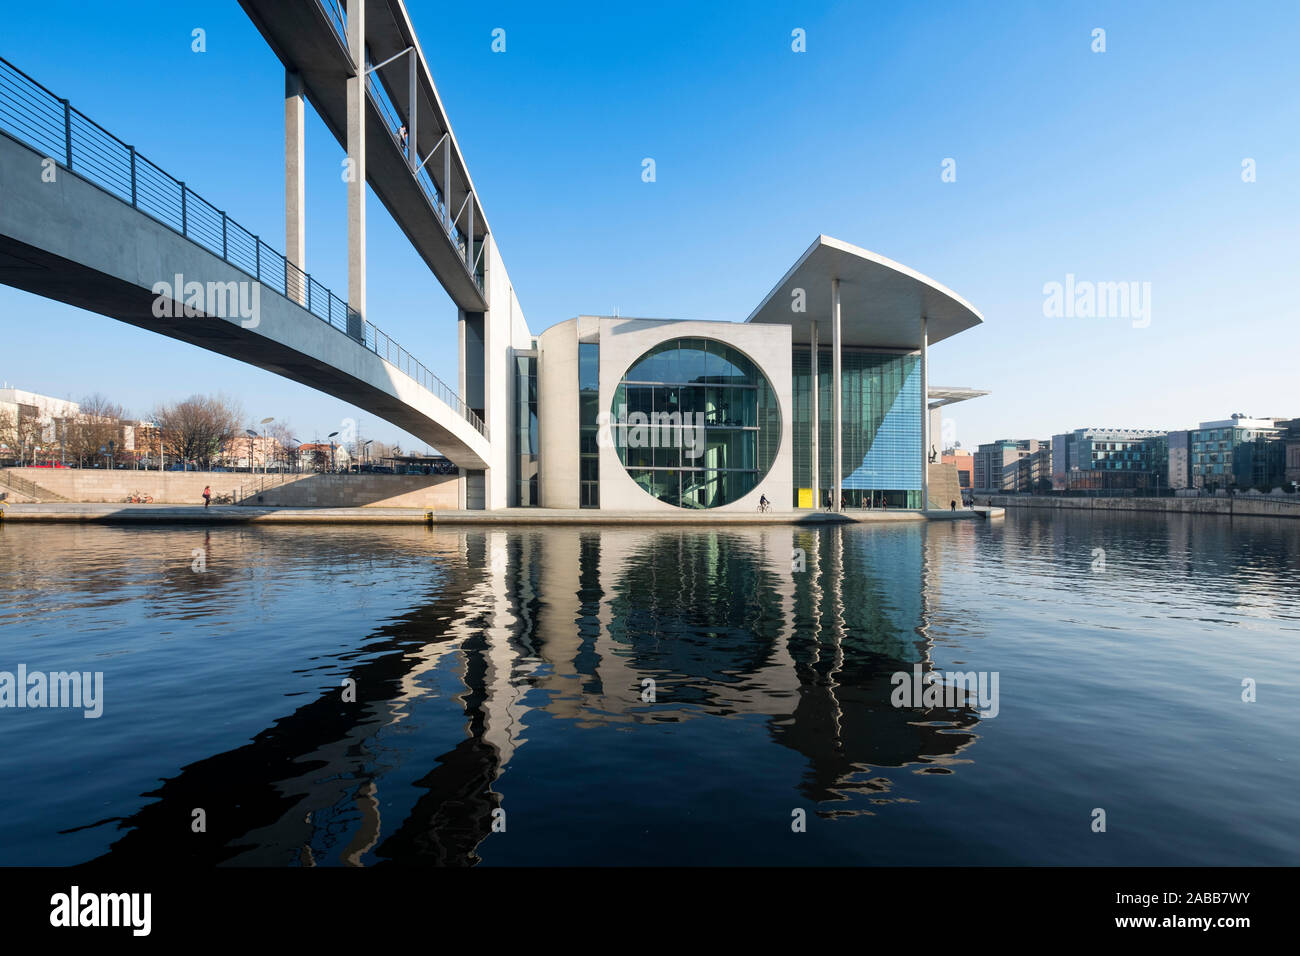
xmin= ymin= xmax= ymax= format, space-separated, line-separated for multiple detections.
xmin=1191 ymin=416 xmax=1287 ymax=491
xmin=973 ymin=439 xmax=1050 ymax=492
xmin=0 ymin=385 xmax=80 ymax=462
xmin=1049 ymin=427 xmax=1168 ymax=492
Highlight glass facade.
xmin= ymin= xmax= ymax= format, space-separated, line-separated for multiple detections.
xmin=611 ymin=338 xmax=779 ymax=508
xmin=579 ymin=342 xmax=600 ymax=508
xmin=513 ymin=353 xmax=538 ymax=506
xmin=791 ymin=348 xmax=922 ymax=508
xmin=1191 ymin=425 xmax=1285 ymax=489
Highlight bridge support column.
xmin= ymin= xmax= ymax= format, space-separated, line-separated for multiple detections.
xmin=346 ymin=0 xmax=366 ymax=340
xmin=285 ymin=70 xmax=306 ymax=305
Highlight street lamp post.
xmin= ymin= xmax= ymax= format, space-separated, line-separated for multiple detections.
xmin=328 ymin=431 xmax=339 ymax=473
xmin=362 ymin=439 xmax=373 ymax=472
xmin=157 ymin=421 xmax=164 ymax=472
xmin=245 ymin=429 xmax=258 ymax=473
xmin=259 ymin=417 xmax=274 ymax=474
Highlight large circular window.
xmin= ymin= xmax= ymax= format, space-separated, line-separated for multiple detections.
xmin=611 ymin=337 xmax=780 ymax=508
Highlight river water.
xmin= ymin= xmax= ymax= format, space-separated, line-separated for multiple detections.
xmin=0 ymin=511 xmax=1296 ymax=865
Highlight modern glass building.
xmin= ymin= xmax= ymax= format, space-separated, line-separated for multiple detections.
xmin=528 ymin=237 xmax=986 ymax=512
xmin=1190 ymin=416 xmax=1285 ymax=490
xmin=1049 ymin=427 xmax=1169 ymax=492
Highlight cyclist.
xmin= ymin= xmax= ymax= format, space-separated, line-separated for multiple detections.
xmin=758 ymin=494 xmax=769 ymax=512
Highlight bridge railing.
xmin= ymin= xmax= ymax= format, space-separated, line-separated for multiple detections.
xmin=0 ymin=55 xmax=487 ymax=440
xmin=314 ymin=0 xmax=484 ymax=296
xmin=363 ymin=65 xmax=483 ymax=293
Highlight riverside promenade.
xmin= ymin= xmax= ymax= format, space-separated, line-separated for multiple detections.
xmin=0 ymin=502 xmax=999 ymax=526
xmin=979 ymin=494 xmax=1300 ymax=520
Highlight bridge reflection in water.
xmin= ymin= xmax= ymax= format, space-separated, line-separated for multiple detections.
xmin=71 ymin=524 xmax=985 ymax=866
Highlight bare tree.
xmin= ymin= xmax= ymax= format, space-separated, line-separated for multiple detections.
xmin=0 ymin=406 xmax=16 ymax=463
xmin=66 ymin=394 xmax=128 ymax=466
xmin=267 ymin=421 xmax=298 ymax=471
xmin=153 ymin=394 xmax=245 ymax=470
xmin=16 ymin=412 xmax=45 ymax=464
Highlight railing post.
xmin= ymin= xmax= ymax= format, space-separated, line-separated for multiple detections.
xmin=62 ymin=99 xmax=72 ymax=169
xmin=129 ymin=146 xmax=136 ymax=207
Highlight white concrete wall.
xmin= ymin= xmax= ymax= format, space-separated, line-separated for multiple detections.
xmin=929 ymin=406 xmax=943 ymax=455
xmin=595 ymin=317 xmax=793 ymax=512
xmin=537 ymin=317 xmax=581 ymax=508
xmin=481 ymin=235 xmax=532 ymax=510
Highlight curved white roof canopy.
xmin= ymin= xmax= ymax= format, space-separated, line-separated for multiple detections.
xmin=929 ymin=386 xmax=991 ymax=408
xmin=745 ymin=236 xmax=983 ymax=349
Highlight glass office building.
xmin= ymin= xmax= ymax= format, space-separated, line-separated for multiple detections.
xmin=527 ymin=237 xmax=985 ymax=512
xmin=1190 ymin=417 xmax=1285 ymax=490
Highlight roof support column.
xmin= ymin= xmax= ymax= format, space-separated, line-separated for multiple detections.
xmin=831 ymin=277 xmax=842 ymax=513
xmin=921 ymin=314 xmax=930 ymax=511
xmin=284 ymin=70 xmax=306 ymax=305
xmin=345 ymin=0 xmax=366 ymax=340
xmin=809 ymin=318 xmax=819 ymax=508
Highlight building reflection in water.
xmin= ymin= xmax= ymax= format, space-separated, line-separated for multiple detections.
xmin=86 ymin=523 xmax=987 ymax=866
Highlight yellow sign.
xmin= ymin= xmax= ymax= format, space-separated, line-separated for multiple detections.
xmin=797 ymin=488 xmax=813 ymax=509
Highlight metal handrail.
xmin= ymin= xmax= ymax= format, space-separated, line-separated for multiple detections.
xmin=0 ymin=55 xmax=487 ymax=440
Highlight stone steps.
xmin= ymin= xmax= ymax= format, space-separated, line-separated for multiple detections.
xmin=0 ymin=469 xmax=69 ymax=502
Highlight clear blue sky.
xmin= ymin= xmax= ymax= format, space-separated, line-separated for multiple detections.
xmin=1 ymin=0 xmax=1297 ymax=451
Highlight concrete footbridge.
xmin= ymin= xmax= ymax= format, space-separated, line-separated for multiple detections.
xmin=0 ymin=43 xmax=496 ymax=472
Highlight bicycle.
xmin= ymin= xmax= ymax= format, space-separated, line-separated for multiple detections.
xmin=758 ymin=499 xmax=771 ymax=513
xmin=124 ymin=492 xmax=154 ymax=504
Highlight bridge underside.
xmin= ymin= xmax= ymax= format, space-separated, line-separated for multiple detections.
xmin=0 ymin=131 xmax=490 ymax=470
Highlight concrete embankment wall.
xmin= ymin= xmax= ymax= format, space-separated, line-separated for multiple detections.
xmin=238 ymin=473 xmax=459 ymax=509
xmin=981 ymin=495 xmax=1300 ymax=520
xmin=1 ymin=468 xmax=460 ymax=509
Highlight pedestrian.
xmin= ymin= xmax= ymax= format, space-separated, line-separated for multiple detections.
xmin=202 ymin=485 xmax=211 ymax=509
xmin=399 ymin=125 xmax=408 ymax=155
xmin=950 ymin=499 xmax=957 ymax=511
xmin=840 ymin=493 xmax=847 ymax=510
